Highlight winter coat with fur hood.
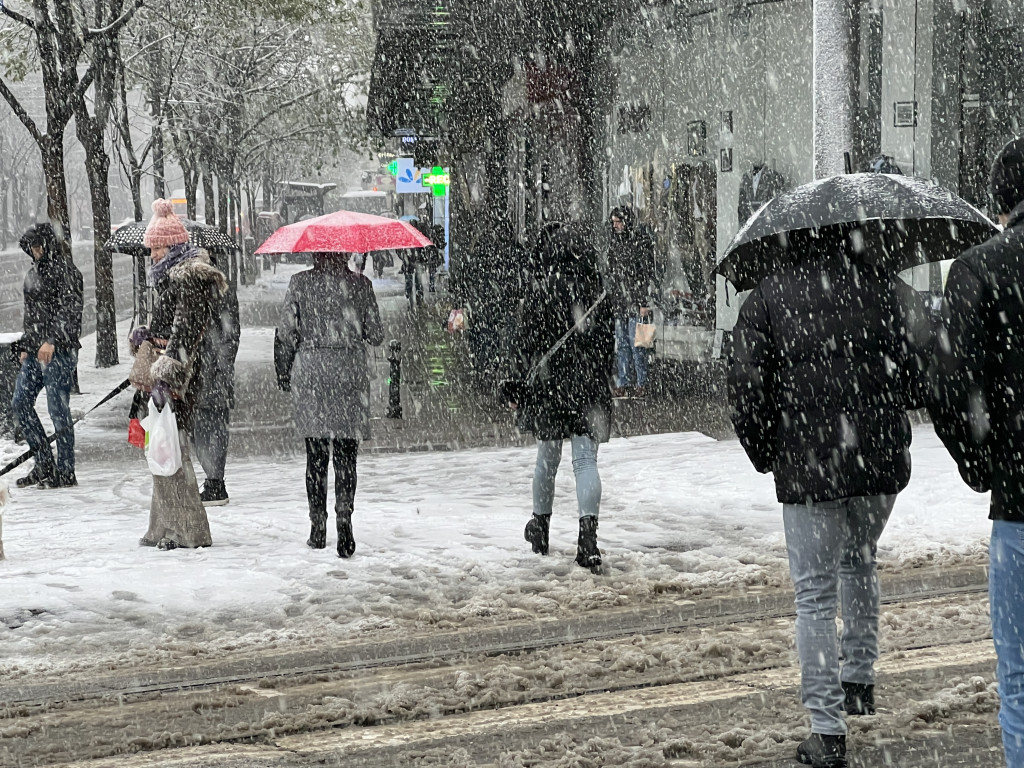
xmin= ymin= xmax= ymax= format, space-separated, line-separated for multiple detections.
xmin=145 ymin=245 xmax=228 ymax=432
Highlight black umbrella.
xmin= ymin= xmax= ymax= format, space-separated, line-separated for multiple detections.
xmin=717 ymin=173 xmax=997 ymax=292
xmin=106 ymin=219 xmax=238 ymax=253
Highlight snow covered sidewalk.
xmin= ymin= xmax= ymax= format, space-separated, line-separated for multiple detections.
xmin=0 ymin=422 xmax=991 ymax=678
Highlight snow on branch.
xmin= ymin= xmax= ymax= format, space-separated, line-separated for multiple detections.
xmin=84 ymin=0 xmax=144 ymax=40
xmin=0 ymin=75 xmax=43 ymax=145
xmin=0 ymin=1 xmax=35 ymax=29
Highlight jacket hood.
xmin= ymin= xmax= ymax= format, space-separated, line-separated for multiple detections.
xmin=168 ymin=249 xmax=229 ymax=295
xmin=19 ymin=223 xmax=57 ymax=261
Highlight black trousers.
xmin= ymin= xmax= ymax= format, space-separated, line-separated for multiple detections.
xmin=305 ymin=438 xmax=358 ymax=520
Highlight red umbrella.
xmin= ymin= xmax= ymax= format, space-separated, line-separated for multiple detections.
xmin=255 ymin=210 xmax=433 ymax=255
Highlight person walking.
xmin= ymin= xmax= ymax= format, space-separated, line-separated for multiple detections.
xmin=929 ymin=137 xmax=1024 ymax=768
xmin=132 ymin=200 xmax=226 ymax=550
xmin=400 ymin=248 xmax=424 ymax=310
xmin=274 ymin=252 xmax=384 ymax=558
xmin=607 ymin=206 xmax=656 ymax=397
xmin=12 ymin=223 xmax=83 ymax=489
xmin=728 ymin=232 xmax=931 ymax=768
xmin=506 ymin=222 xmax=615 ymax=573
xmin=193 ymin=250 xmax=241 ymax=507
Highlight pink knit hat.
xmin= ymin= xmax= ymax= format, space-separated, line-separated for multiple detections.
xmin=143 ymin=199 xmax=189 ymax=248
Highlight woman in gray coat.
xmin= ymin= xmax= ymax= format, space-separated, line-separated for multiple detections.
xmin=274 ymin=252 xmax=385 ymax=557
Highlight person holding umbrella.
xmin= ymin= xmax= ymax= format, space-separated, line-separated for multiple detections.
xmin=274 ymin=252 xmax=384 ymax=557
xmin=929 ymin=137 xmax=1024 ymax=768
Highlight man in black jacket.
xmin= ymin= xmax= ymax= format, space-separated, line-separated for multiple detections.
xmin=12 ymin=224 xmax=84 ymax=489
xmin=930 ymin=137 xmax=1024 ymax=768
xmin=728 ymin=234 xmax=931 ymax=768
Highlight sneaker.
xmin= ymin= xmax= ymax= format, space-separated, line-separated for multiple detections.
xmin=524 ymin=514 xmax=550 ymax=555
xmin=632 ymin=386 xmax=647 ymax=399
xmin=38 ymin=471 xmax=77 ymax=489
xmin=796 ymin=733 xmax=847 ymax=768
xmin=842 ymin=681 xmax=875 ymax=715
xmin=156 ymin=538 xmax=179 ymax=551
xmin=199 ymin=479 xmax=229 ymax=507
xmin=611 ymin=387 xmax=628 ymax=398
xmin=139 ymin=537 xmax=158 ymax=547
xmin=16 ymin=465 xmax=49 ymax=488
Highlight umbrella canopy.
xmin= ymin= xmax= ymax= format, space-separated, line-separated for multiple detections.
xmin=255 ymin=210 xmax=432 ymax=255
xmin=717 ymin=173 xmax=997 ymax=291
xmin=106 ymin=219 xmax=238 ymax=253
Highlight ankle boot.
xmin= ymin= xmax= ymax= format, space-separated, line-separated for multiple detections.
xmin=307 ymin=516 xmax=327 ymax=549
xmin=842 ymin=681 xmax=875 ymax=715
xmin=524 ymin=514 xmax=550 ymax=555
xmin=575 ymin=515 xmax=601 ymax=573
xmin=337 ymin=512 xmax=356 ymax=558
xmin=796 ymin=733 xmax=847 ymax=767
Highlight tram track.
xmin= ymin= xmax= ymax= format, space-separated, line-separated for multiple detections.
xmin=0 ymin=563 xmax=995 ymax=767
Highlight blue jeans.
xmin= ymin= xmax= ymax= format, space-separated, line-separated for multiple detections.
xmin=533 ymin=436 xmax=601 ymax=519
xmin=991 ymin=520 xmax=1024 ymax=767
xmin=615 ymin=316 xmax=649 ymax=388
xmin=783 ymin=494 xmax=896 ymax=735
xmin=12 ymin=349 xmax=78 ymax=478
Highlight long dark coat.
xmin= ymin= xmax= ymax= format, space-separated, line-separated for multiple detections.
xmin=146 ymin=248 xmax=228 ymax=433
xmin=511 ymin=224 xmax=615 ymax=443
xmin=929 ymin=201 xmax=1024 ymax=521
xmin=728 ymin=247 xmax=932 ymax=504
xmin=196 ymin=252 xmax=241 ymax=412
xmin=274 ymin=262 xmax=385 ymax=439
xmin=607 ymin=208 xmax=657 ymax=318
xmin=18 ymin=224 xmax=83 ymax=356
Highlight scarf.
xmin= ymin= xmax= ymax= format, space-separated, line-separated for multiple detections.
xmin=149 ymin=243 xmax=198 ymax=284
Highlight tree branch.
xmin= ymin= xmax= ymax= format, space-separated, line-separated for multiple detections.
xmin=0 ymin=1 xmax=35 ymax=29
xmin=70 ymin=63 xmax=96 ymax=105
xmin=0 ymin=75 xmax=43 ymax=146
xmin=85 ymin=0 xmax=143 ymax=39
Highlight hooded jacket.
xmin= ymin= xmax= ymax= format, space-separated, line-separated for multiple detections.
xmin=607 ymin=207 xmax=657 ymax=317
xmin=18 ymin=224 xmax=83 ymax=355
xmin=929 ymin=201 xmax=1024 ymax=521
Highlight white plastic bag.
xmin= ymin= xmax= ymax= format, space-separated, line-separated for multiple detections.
xmin=139 ymin=404 xmax=182 ymax=477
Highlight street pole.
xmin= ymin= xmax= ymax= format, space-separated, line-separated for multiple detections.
xmin=814 ymin=0 xmax=858 ymax=179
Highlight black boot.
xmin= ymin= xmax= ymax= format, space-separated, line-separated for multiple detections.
xmin=796 ymin=733 xmax=847 ymax=768
xmin=337 ymin=512 xmax=356 ymax=558
xmin=524 ymin=514 xmax=550 ymax=555
xmin=305 ymin=520 xmax=325 ymax=548
xmin=842 ymin=681 xmax=875 ymax=715
xmin=575 ymin=515 xmax=602 ymax=574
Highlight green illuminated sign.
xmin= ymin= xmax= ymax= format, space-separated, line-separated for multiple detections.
xmin=422 ymin=166 xmax=449 ymax=197
xmin=387 ymin=160 xmax=399 ymax=175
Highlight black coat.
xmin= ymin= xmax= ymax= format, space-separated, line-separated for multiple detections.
xmin=18 ymin=224 xmax=83 ymax=355
xmin=607 ymin=211 xmax=656 ymax=317
xmin=728 ymin=249 xmax=932 ymax=504
xmin=197 ymin=254 xmax=241 ymax=411
xmin=929 ymin=201 xmax=1024 ymax=521
xmin=511 ymin=224 xmax=615 ymax=443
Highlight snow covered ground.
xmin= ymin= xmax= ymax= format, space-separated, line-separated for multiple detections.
xmin=0 ymin=278 xmax=994 ymax=682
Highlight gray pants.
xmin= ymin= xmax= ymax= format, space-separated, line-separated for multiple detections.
xmin=533 ymin=436 xmax=601 ymax=519
xmin=194 ymin=405 xmax=230 ymax=482
xmin=783 ymin=493 xmax=896 ymax=735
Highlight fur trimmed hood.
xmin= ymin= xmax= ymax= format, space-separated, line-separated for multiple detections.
xmin=168 ymin=249 xmax=229 ymax=295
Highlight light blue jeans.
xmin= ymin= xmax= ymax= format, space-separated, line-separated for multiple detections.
xmin=783 ymin=494 xmax=896 ymax=735
xmin=991 ymin=520 xmax=1024 ymax=767
xmin=533 ymin=436 xmax=601 ymax=520
xmin=615 ymin=316 xmax=649 ymax=389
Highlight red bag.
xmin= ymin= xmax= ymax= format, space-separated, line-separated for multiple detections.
xmin=128 ymin=418 xmax=146 ymax=449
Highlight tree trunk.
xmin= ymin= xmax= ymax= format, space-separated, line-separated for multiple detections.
xmin=203 ymin=171 xmax=217 ymax=227
xmin=184 ymin=168 xmax=198 ymax=221
xmin=41 ymin=137 xmax=73 ymax=260
xmin=78 ymin=123 xmax=118 ymax=367
xmin=217 ymin=175 xmax=229 ymax=235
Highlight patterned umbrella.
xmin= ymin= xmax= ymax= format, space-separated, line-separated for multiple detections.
xmin=106 ymin=219 xmax=238 ymax=253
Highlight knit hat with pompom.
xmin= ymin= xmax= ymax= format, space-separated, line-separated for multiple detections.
xmin=143 ymin=199 xmax=189 ymax=248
